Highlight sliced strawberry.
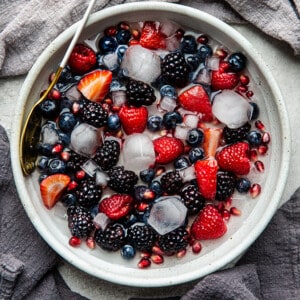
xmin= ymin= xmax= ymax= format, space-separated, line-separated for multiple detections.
xmin=118 ymin=105 xmax=148 ymax=135
xmin=40 ymin=174 xmax=71 ymax=209
xmin=78 ymin=69 xmax=112 ymax=102
xmin=191 ymin=205 xmax=227 ymax=240
xmin=139 ymin=21 xmax=167 ymax=50
xmin=216 ymin=141 xmax=251 ymax=175
xmin=203 ymin=127 xmax=223 ymax=158
xmin=99 ymin=194 xmax=133 ymax=220
xmin=194 ymin=159 xmax=218 ymax=200
xmin=211 ymin=62 xmax=239 ymax=91
xmin=68 ymin=44 xmax=96 ymax=75
xmin=153 ymin=136 xmax=184 ymax=164
xmin=178 ymin=85 xmax=213 ymax=122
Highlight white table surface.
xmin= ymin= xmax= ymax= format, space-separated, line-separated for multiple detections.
xmin=1 ymin=23 xmax=300 ymax=299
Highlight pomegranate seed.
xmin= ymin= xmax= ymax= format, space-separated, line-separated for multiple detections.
xmin=152 ymin=245 xmax=164 ymax=256
xmin=49 ymin=89 xmax=61 ymax=100
xmin=175 ymin=29 xmax=185 ymax=39
xmin=136 ymin=202 xmax=149 ymax=212
xmin=222 ymin=209 xmax=231 ymax=221
xmin=115 ymin=130 xmax=123 ymax=139
xmin=192 ymin=241 xmax=202 ymax=254
xmin=129 ymin=39 xmax=140 ymax=46
xmin=262 ymin=132 xmax=271 ymax=144
xmin=86 ymin=237 xmax=96 ymax=249
xmin=49 ymin=72 xmax=56 ymax=83
xmin=60 ymin=151 xmax=70 ymax=161
xmin=197 ymin=34 xmax=208 ymax=44
xmin=131 ymin=29 xmax=140 ymax=39
xmin=118 ymin=22 xmax=130 ymax=30
xmin=246 ymin=90 xmax=254 ymax=98
xmin=184 ymin=144 xmax=192 ymax=154
xmin=143 ymin=189 xmax=156 ymax=201
xmin=230 ymin=207 xmax=241 ymax=216
xmin=237 ymin=85 xmax=248 ymax=93
xmin=176 ymin=249 xmax=187 ymax=259
xmin=250 ymin=183 xmax=261 ymax=198
xmin=140 ymin=251 xmax=151 ymax=258
xmin=69 ymin=236 xmax=81 ymax=247
xmin=159 ymin=129 xmax=169 ymax=136
xmin=239 ymin=74 xmax=250 ymax=85
xmin=72 ymin=101 xmax=81 ymax=114
xmin=255 ymin=160 xmax=265 ymax=172
xmin=250 ymin=149 xmax=258 ymax=161
xmin=75 ymin=170 xmax=86 ymax=180
xmin=216 ymin=202 xmax=225 ymax=211
xmin=52 ymin=143 xmax=63 ymax=154
xmin=258 ymin=145 xmax=268 ymax=155
xmin=104 ymin=98 xmax=113 ymax=105
xmin=224 ymin=197 xmax=233 ymax=208
xmin=67 ymin=180 xmax=78 ymax=191
xmin=104 ymin=26 xmax=117 ymax=36
xmin=255 ymin=120 xmax=265 ymax=131
xmin=155 ymin=167 xmax=165 ymax=177
xmin=138 ymin=257 xmax=151 ymax=269
xmin=151 ymin=254 xmax=164 ymax=264
xmin=215 ymin=48 xmax=228 ymax=59
xmin=111 ymin=105 xmax=120 ymax=112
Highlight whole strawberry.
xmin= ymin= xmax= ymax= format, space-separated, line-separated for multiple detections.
xmin=191 ymin=205 xmax=227 ymax=240
xmin=99 ymin=194 xmax=133 ymax=220
xmin=119 ymin=105 xmax=148 ymax=135
xmin=211 ymin=62 xmax=239 ymax=91
xmin=153 ymin=136 xmax=184 ymax=164
xmin=216 ymin=141 xmax=251 ymax=175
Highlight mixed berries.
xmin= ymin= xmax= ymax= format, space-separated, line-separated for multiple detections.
xmin=34 ymin=20 xmax=271 ymax=269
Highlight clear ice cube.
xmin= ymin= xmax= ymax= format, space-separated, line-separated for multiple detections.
xmin=40 ymin=122 xmax=59 ymax=145
xmin=81 ymin=159 xmax=99 ymax=177
xmin=147 ymin=196 xmax=187 ymax=235
xmin=212 ymin=90 xmax=253 ymax=129
xmin=122 ymin=133 xmax=156 ymax=173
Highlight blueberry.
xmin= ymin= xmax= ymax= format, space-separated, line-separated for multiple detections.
xmin=36 ymin=156 xmax=49 ymax=171
xmin=147 ymin=115 xmax=163 ymax=132
xmin=247 ymin=130 xmax=262 ymax=146
xmin=36 ymin=143 xmax=53 ymax=156
xmin=188 ymin=147 xmax=205 ymax=163
xmin=38 ymin=99 xmax=60 ymax=119
xmin=116 ymin=45 xmax=128 ymax=61
xmin=236 ymin=178 xmax=251 ymax=193
xmin=149 ymin=180 xmax=162 ymax=197
xmin=228 ymin=52 xmax=247 ymax=72
xmin=186 ymin=55 xmax=201 ymax=71
xmin=99 ymin=36 xmax=118 ymax=54
xmin=60 ymin=98 xmax=73 ymax=110
xmin=159 ymin=85 xmax=177 ymax=99
xmin=89 ymin=205 xmax=99 ymax=218
xmin=58 ymin=112 xmax=77 ymax=132
xmin=162 ymin=111 xmax=183 ymax=129
xmin=174 ymin=156 xmax=190 ymax=169
xmin=249 ymin=102 xmax=260 ymax=120
xmin=57 ymin=130 xmax=71 ymax=146
xmin=122 ymin=214 xmax=139 ymax=228
xmin=140 ymin=168 xmax=155 ymax=183
xmin=186 ymin=128 xmax=204 ymax=147
xmin=121 ymin=245 xmax=136 ymax=260
xmin=48 ymin=158 xmax=67 ymax=174
xmin=61 ymin=193 xmax=77 ymax=207
xmin=197 ymin=45 xmax=213 ymax=62
xmin=116 ymin=29 xmax=131 ymax=44
xmin=107 ymin=114 xmax=121 ymax=131
xmin=133 ymin=185 xmax=149 ymax=202
xmin=180 ymin=35 xmax=197 ymax=54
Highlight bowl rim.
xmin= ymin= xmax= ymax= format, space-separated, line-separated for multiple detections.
xmin=10 ymin=1 xmax=291 ymax=287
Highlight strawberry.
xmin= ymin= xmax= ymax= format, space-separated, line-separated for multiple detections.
xmin=153 ymin=136 xmax=184 ymax=164
xmin=216 ymin=141 xmax=251 ymax=175
xmin=194 ymin=159 xmax=218 ymax=200
xmin=40 ymin=174 xmax=71 ymax=209
xmin=118 ymin=105 xmax=148 ymax=135
xmin=191 ymin=205 xmax=227 ymax=240
xmin=68 ymin=44 xmax=96 ymax=75
xmin=99 ymin=194 xmax=133 ymax=220
xmin=211 ymin=62 xmax=239 ymax=91
xmin=77 ymin=69 xmax=112 ymax=102
xmin=139 ymin=21 xmax=167 ymax=50
xmin=178 ymin=85 xmax=213 ymax=122
xmin=202 ymin=127 xmax=223 ymax=158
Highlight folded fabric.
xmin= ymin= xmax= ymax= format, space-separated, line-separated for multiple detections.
xmin=0 ymin=0 xmax=300 ymax=77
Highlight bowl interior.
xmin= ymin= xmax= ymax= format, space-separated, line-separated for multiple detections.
xmin=11 ymin=2 xmax=290 ymax=287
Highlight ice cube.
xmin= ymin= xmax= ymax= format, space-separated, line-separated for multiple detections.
xmin=95 ymin=169 xmax=109 ymax=188
xmin=65 ymin=85 xmax=82 ymax=101
xmin=101 ymin=53 xmax=119 ymax=72
xmin=179 ymin=165 xmax=196 ymax=183
xmin=70 ymin=123 xmax=103 ymax=157
xmin=111 ymin=90 xmax=127 ymax=107
xmin=41 ymin=122 xmax=59 ymax=145
xmin=174 ymin=126 xmax=190 ymax=140
xmin=147 ymin=196 xmax=187 ymax=235
xmin=120 ymin=45 xmax=161 ymax=84
xmin=194 ymin=68 xmax=211 ymax=86
xmin=183 ymin=114 xmax=199 ymax=128
xmin=206 ymin=56 xmax=220 ymax=71
xmin=212 ymin=90 xmax=252 ymax=129
xmin=93 ymin=213 xmax=110 ymax=230
xmin=81 ymin=159 xmax=99 ymax=177
xmin=123 ymin=133 xmax=156 ymax=173
xmin=158 ymin=96 xmax=177 ymax=112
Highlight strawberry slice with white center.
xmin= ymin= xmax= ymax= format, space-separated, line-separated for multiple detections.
xmin=40 ymin=174 xmax=71 ymax=209
xmin=78 ymin=69 xmax=112 ymax=102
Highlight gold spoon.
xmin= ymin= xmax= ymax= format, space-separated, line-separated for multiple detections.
xmin=20 ymin=0 xmax=97 ymax=176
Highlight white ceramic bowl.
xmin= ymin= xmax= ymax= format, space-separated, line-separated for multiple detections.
xmin=11 ymin=2 xmax=290 ymax=287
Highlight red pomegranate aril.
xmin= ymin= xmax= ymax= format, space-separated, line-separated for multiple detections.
xmin=140 ymin=251 xmax=151 ymax=258
xmin=136 ymin=202 xmax=149 ymax=212
xmin=72 ymin=101 xmax=81 ymax=114
xmin=246 ymin=90 xmax=254 ymax=98
xmin=230 ymin=207 xmax=241 ymax=216
xmin=237 ymin=85 xmax=248 ymax=93
xmin=104 ymin=26 xmax=117 ymax=36
xmin=255 ymin=160 xmax=265 ymax=172
xmin=60 ymin=151 xmax=70 ymax=161
xmin=222 ymin=209 xmax=231 ymax=221
xmin=155 ymin=166 xmax=165 ymax=177
xmin=143 ymin=189 xmax=156 ymax=201
xmin=129 ymin=39 xmax=140 ymax=46
xmin=69 ymin=236 xmax=81 ymax=247
xmin=75 ymin=170 xmax=86 ymax=180
xmin=262 ymin=132 xmax=271 ymax=144
xmin=192 ymin=241 xmax=202 ymax=254
xmin=258 ymin=145 xmax=268 ymax=155
xmin=224 ymin=197 xmax=233 ymax=209
xmin=197 ymin=34 xmax=208 ymax=44
xmin=255 ymin=120 xmax=265 ymax=131
xmin=67 ymin=180 xmax=78 ymax=191
xmin=49 ymin=72 xmax=56 ymax=83
xmin=250 ymin=183 xmax=261 ymax=198
xmin=216 ymin=202 xmax=225 ymax=211
xmin=118 ymin=21 xmax=130 ymax=30
xmin=86 ymin=237 xmax=96 ymax=249
xmin=176 ymin=29 xmax=185 ymax=39
xmin=49 ymin=89 xmax=61 ymax=100
xmin=239 ymin=74 xmax=250 ymax=85
xmin=176 ymin=249 xmax=187 ymax=259
xmin=138 ymin=257 xmax=151 ymax=269
xmin=215 ymin=48 xmax=228 ymax=59
xmin=151 ymin=254 xmax=164 ymax=264
xmin=152 ymin=245 xmax=164 ymax=256
xmin=131 ymin=29 xmax=140 ymax=39
xmin=52 ymin=143 xmax=63 ymax=154
xmin=250 ymin=149 xmax=258 ymax=161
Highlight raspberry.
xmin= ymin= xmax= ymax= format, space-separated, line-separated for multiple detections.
xmin=126 ymin=79 xmax=156 ymax=107
xmin=215 ymin=171 xmax=236 ymax=201
xmin=93 ymin=140 xmax=120 ymax=171
xmin=180 ymin=184 xmax=205 ymax=215
xmin=223 ymin=122 xmax=251 ymax=144
xmin=127 ymin=224 xmax=157 ymax=251
xmin=160 ymin=170 xmax=184 ymax=194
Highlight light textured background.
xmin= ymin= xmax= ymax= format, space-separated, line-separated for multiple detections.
xmin=1 ymin=23 xmax=299 ymax=299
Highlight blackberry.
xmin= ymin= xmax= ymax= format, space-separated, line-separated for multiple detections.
xmin=79 ymin=99 xmax=108 ymax=128
xmin=94 ymin=223 xmax=126 ymax=251
xmin=75 ymin=177 xmax=102 ymax=207
xmin=107 ymin=166 xmax=138 ymax=194
xmin=180 ymin=185 xmax=205 ymax=215
xmin=160 ymin=170 xmax=184 ymax=194
xmin=127 ymin=224 xmax=157 ymax=251
xmin=216 ymin=171 xmax=237 ymax=201
xmin=157 ymin=227 xmax=189 ymax=254
xmin=126 ymin=79 xmax=156 ymax=107
xmin=93 ymin=140 xmax=120 ymax=171
xmin=66 ymin=150 xmax=87 ymax=172
xmin=223 ymin=122 xmax=251 ymax=144
xmin=161 ymin=51 xmax=189 ymax=87
xmin=67 ymin=206 xmax=94 ymax=238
